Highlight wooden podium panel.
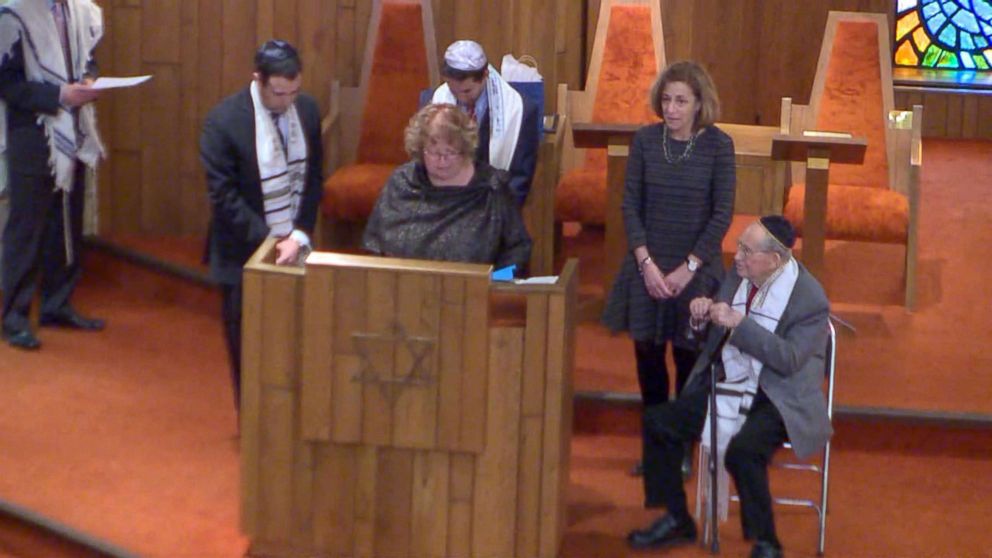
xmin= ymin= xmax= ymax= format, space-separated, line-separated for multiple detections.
xmin=298 ymin=260 xmax=490 ymax=454
xmin=241 ymin=239 xmax=578 ymax=558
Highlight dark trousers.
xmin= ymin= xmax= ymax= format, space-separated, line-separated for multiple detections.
xmin=634 ymin=340 xmax=697 ymax=405
xmin=643 ymin=386 xmax=788 ymax=547
xmin=2 ymin=163 xmax=85 ymax=333
xmin=220 ymin=281 xmax=243 ymax=411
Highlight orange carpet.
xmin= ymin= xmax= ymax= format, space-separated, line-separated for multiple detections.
xmin=0 ymin=255 xmax=244 ymax=556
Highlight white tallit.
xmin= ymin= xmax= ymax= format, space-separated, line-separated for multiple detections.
xmin=697 ymin=257 xmax=799 ymax=521
xmin=432 ymin=64 xmax=523 ymax=170
xmin=249 ymin=80 xmax=307 ymax=238
xmin=0 ymin=0 xmax=105 ymax=195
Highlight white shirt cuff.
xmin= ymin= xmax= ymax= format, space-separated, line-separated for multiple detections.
xmin=289 ymin=229 xmax=311 ymax=248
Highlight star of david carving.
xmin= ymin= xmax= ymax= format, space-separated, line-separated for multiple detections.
xmin=352 ymin=322 xmax=436 ymax=406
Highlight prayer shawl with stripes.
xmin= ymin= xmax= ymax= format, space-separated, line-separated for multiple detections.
xmin=249 ymin=79 xmax=306 ymax=238
xmin=432 ymin=65 xmax=523 ymax=171
xmin=0 ymin=0 xmax=104 ymax=194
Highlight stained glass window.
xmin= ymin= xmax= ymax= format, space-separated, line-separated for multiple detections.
xmin=894 ymin=0 xmax=992 ymax=70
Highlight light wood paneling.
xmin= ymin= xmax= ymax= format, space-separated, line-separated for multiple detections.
xmin=894 ymin=89 xmax=992 ymax=140
xmin=178 ymin=0 xmax=206 ymax=235
xmin=139 ymin=63 xmax=181 ymax=233
xmin=330 ymin=270 xmax=365 ymax=443
xmin=374 ymin=448 xmax=413 ymax=557
xmin=393 ymin=272 xmax=442 ymax=450
xmin=362 ymin=269 xmax=396 ymax=447
xmin=141 ymin=0 xmax=181 ymax=63
xmin=471 ymin=327 xmax=524 ymax=558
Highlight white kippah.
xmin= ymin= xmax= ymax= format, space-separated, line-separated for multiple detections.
xmin=444 ymin=40 xmax=487 ymax=71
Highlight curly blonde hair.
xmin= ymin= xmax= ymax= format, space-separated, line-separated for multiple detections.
xmin=404 ymin=103 xmax=479 ymax=163
xmin=649 ymin=61 xmax=721 ymax=130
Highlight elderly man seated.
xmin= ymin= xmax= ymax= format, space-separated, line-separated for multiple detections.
xmin=627 ymin=215 xmax=832 ymax=558
xmin=431 ymin=40 xmax=539 ymax=205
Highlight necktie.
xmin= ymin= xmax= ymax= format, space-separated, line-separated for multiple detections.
xmin=52 ymin=1 xmax=74 ymax=80
xmin=465 ymin=103 xmax=477 ymax=123
xmin=271 ymin=112 xmax=287 ymax=152
xmin=745 ymin=284 xmax=759 ymax=314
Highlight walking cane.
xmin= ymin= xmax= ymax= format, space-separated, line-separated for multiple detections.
xmin=706 ymin=328 xmax=732 ymax=555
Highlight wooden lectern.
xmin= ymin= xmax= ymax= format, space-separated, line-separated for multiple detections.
xmin=770 ymin=134 xmax=867 ymax=277
xmin=240 ymin=238 xmax=578 ymax=558
xmin=571 ymin=122 xmax=784 ymax=297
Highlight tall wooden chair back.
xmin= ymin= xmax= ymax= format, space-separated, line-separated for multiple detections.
xmin=554 ymin=0 xmax=664 ymax=225
xmin=320 ymin=0 xmax=438 ymax=246
xmin=781 ymin=11 xmax=922 ymax=309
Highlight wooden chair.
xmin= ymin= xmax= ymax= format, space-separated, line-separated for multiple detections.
xmin=319 ymin=0 xmax=439 ymax=249
xmin=781 ymin=11 xmax=922 ymax=309
xmin=554 ymin=0 xmax=664 ymax=226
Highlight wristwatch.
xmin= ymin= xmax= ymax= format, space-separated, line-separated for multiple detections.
xmin=686 ymin=257 xmax=700 ymax=272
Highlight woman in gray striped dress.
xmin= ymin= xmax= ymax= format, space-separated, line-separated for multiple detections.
xmin=603 ymin=61 xmax=736 ymax=465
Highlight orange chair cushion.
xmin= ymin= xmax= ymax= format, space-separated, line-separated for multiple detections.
xmin=322 ymin=164 xmax=395 ymax=222
xmin=555 ymin=167 xmax=607 ymax=225
xmin=355 ymin=3 xmax=430 ymax=165
xmin=815 ymin=20 xmax=889 ymax=190
xmin=783 ymin=184 xmax=908 ymax=244
xmin=556 ymin=4 xmax=659 ymax=223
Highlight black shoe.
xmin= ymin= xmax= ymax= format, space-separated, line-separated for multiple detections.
xmin=3 ymin=328 xmax=41 ymax=350
xmin=39 ymin=309 xmax=105 ymax=331
xmin=750 ymin=540 xmax=784 ymax=558
xmin=627 ymin=514 xmax=697 ymax=550
xmin=629 ymin=460 xmax=644 ymax=477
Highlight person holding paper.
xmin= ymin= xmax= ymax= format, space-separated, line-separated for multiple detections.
xmin=0 ymin=0 xmax=106 ymax=350
xmin=602 ymin=61 xmax=736 ymax=476
xmin=200 ymin=40 xmax=323 ymax=410
xmin=626 ymin=216 xmax=831 ymax=558
xmin=362 ymin=103 xmax=531 ymax=273
xmin=431 ymin=40 xmax=539 ymax=205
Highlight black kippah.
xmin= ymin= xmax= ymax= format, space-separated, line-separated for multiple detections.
xmin=759 ymin=215 xmax=796 ymax=249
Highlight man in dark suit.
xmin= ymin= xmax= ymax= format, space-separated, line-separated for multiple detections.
xmin=0 ymin=0 xmax=107 ymax=351
xmin=200 ymin=40 xmax=323 ymax=410
xmin=627 ymin=216 xmax=832 ymax=558
xmin=431 ymin=40 xmax=540 ymax=205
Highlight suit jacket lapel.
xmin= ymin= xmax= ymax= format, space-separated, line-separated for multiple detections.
xmin=236 ymin=88 xmax=262 ymax=186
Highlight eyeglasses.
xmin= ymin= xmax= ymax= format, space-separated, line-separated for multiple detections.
xmin=424 ymin=149 xmax=462 ymax=162
xmin=736 ymin=240 xmax=768 ymax=258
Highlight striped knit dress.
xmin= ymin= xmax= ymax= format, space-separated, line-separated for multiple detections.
xmin=602 ymin=123 xmax=736 ymax=348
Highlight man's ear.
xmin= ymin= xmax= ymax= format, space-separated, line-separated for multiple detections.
xmin=772 ymin=251 xmax=785 ymax=268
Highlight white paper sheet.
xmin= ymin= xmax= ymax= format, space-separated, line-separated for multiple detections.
xmin=91 ymin=75 xmax=153 ymax=90
xmin=513 ymin=276 xmax=558 ymax=285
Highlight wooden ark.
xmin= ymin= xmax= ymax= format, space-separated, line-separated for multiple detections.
xmin=240 ymin=238 xmax=578 ymax=558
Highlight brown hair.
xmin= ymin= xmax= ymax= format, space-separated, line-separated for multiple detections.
xmin=649 ymin=60 xmax=721 ymax=130
xmin=404 ymin=103 xmax=479 ymax=162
